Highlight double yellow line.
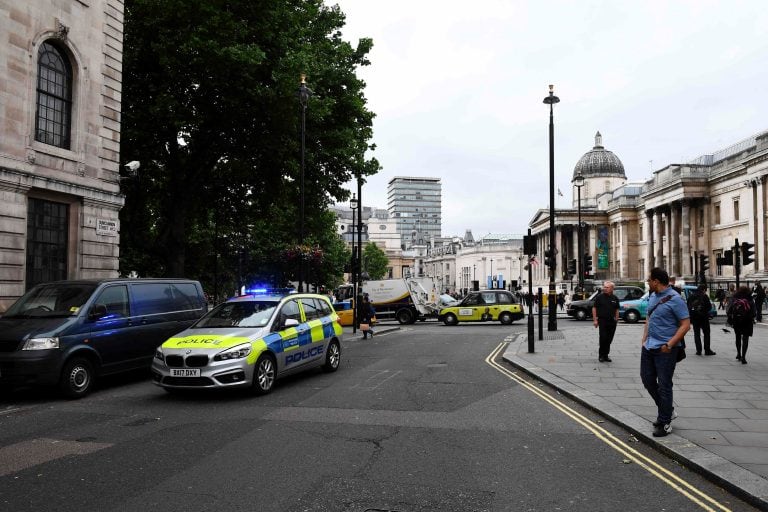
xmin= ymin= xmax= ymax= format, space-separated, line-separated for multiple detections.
xmin=485 ymin=342 xmax=732 ymax=512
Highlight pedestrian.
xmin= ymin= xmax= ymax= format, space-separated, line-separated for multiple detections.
xmin=359 ymin=294 xmax=376 ymax=339
xmin=715 ymin=287 xmax=726 ymax=310
xmin=725 ymin=283 xmax=735 ymax=308
xmin=641 ymin=267 xmax=690 ymax=437
xmin=592 ymin=281 xmax=620 ymax=362
xmin=727 ymin=285 xmax=756 ymax=364
xmin=669 ymin=276 xmax=682 ymax=294
xmin=557 ymin=293 xmax=565 ymax=311
xmin=753 ymin=282 xmax=765 ymax=323
xmin=687 ymin=284 xmax=714 ymax=355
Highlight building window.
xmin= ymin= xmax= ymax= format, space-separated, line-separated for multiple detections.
xmin=35 ymin=41 xmax=73 ymax=149
xmin=699 ymin=207 xmax=704 ymax=228
xmin=638 ymin=222 xmax=643 ymax=241
xmin=714 ymin=203 xmax=721 ymax=225
xmin=604 ymin=180 xmax=611 ymax=192
xmin=715 ymin=250 xmax=723 ymax=276
xmin=26 ymin=198 xmax=69 ymax=289
xmin=733 ymin=198 xmax=740 ymax=221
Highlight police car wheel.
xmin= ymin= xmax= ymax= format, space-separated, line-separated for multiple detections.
xmin=323 ymin=340 xmax=341 ymax=372
xmin=59 ymin=357 xmax=95 ymax=399
xmin=443 ymin=313 xmax=458 ymax=326
xmin=499 ymin=312 xmax=513 ymax=325
xmin=252 ymin=354 xmax=276 ymax=395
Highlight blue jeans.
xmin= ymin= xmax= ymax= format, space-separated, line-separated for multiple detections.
xmin=640 ymin=346 xmax=678 ymax=424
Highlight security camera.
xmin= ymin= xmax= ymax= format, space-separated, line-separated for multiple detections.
xmin=124 ymin=161 xmax=140 ymax=175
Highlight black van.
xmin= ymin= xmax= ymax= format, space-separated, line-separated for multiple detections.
xmin=0 ymin=279 xmax=207 ymax=398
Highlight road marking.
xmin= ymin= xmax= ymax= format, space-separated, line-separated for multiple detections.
xmin=485 ymin=342 xmax=732 ymax=512
xmin=0 ymin=438 xmax=112 ymax=477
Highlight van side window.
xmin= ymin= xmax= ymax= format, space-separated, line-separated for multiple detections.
xmin=300 ymin=298 xmax=321 ymax=320
xmin=170 ymin=283 xmax=202 ymax=310
xmin=93 ymin=285 xmax=130 ymax=318
xmin=132 ymin=283 xmax=174 ymax=316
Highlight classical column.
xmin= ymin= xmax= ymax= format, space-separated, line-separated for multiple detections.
xmin=555 ymin=226 xmax=563 ymax=276
xmin=655 ymin=209 xmax=664 ymax=269
xmin=620 ymin=220 xmax=630 ymax=279
xmin=646 ymin=209 xmax=655 ymax=274
xmin=670 ymin=203 xmax=679 ymax=276
xmin=761 ymin=177 xmax=768 ymax=272
xmin=681 ymin=200 xmax=692 ymax=277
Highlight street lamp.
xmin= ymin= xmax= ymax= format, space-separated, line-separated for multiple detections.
xmin=572 ymin=170 xmax=585 ymax=295
xmin=298 ymin=74 xmax=312 ymax=292
xmin=543 ymin=84 xmax=560 ymax=331
xmin=490 ymin=258 xmax=494 ymax=289
xmin=349 ymin=194 xmax=358 ymax=334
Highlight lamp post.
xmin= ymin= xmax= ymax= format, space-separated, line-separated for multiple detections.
xmin=356 ymin=175 xmax=363 ymax=326
xmin=298 ymin=74 xmax=312 ymax=292
xmin=543 ymin=84 xmax=560 ymax=331
xmin=349 ymin=194 xmax=358 ymax=334
xmin=473 ymin=264 xmax=476 ymax=290
xmin=490 ymin=258 xmax=494 ymax=289
xmin=573 ymin=170 xmax=585 ymax=295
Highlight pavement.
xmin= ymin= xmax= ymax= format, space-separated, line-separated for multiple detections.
xmin=503 ymin=318 xmax=768 ymax=510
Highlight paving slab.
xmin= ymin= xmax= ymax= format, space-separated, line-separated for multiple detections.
xmin=503 ymin=321 xmax=768 ymax=509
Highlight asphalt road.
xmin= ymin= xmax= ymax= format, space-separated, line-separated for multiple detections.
xmin=0 ymin=318 xmax=759 ymax=512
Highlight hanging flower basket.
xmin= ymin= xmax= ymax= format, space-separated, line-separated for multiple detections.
xmin=283 ymin=244 xmax=323 ymax=265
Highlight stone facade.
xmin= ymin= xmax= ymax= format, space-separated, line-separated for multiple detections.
xmin=0 ymin=0 xmax=125 ymax=310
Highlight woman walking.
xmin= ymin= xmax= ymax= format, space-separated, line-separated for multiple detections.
xmin=727 ymin=285 xmax=756 ymax=364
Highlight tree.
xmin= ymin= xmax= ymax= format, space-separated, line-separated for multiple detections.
xmin=363 ymin=242 xmax=389 ymax=280
xmin=119 ymin=0 xmax=379 ymax=288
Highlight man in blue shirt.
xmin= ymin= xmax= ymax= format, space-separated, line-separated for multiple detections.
xmin=641 ymin=267 xmax=690 ymax=437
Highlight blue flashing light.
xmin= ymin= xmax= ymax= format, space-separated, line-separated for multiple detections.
xmin=245 ymin=287 xmax=269 ymax=295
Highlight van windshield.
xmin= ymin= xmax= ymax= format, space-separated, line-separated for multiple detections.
xmin=4 ymin=283 xmax=97 ymax=318
xmin=193 ymin=301 xmax=278 ymax=328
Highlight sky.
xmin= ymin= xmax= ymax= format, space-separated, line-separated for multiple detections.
xmin=332 ymin=0 xmax=768 ymax=239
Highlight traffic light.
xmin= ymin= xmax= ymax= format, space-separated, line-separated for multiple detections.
xmin=699 ymin=254 xmax=709 ymax=274
xmin=584 ymin=253 xmax=593 ymax=276
xmin=723 ymin=249 xmax=734 ymax=266
xmin=741 ymin=242 xmax=755 ymax=266
xmin=544 ymin=248 xmax=556 ymax=268
xmin=568 ymin=259 xmax=577 ymax=276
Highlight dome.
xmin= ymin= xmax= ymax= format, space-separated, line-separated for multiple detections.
xmin=573 ymin=132 xmax=626 ymax=179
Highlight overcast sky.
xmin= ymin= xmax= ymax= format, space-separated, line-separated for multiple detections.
xmin=332 ymin=0 xmax=768 ymax=238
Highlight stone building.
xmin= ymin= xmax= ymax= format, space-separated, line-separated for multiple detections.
xmin=0 ymin=0 xmax=125 ymax=310
xmin=529 ymin=130 xmax=768 ymax=289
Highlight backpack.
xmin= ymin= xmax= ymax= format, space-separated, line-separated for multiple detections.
xmin=729 ymin=298 xmax=750 ymax=322
xmin=688 ymin=295 xmax=708 ymax=317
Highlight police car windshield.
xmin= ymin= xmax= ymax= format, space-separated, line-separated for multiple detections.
xmin=4 ymin=283 xmax=97 ymax=318
xmin=194 ymin=301 xmax=278 ymax=328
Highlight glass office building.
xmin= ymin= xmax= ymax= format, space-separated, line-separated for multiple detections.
xmin=387 ymin=176 xmax=442 ymax=249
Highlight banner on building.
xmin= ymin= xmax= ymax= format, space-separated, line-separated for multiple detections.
xmin=597 ymin=225 xmax=609 ymax=269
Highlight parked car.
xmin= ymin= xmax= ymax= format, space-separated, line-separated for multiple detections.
xmin=620 ymin=285 xmax=717 ymax=323
xmin=566 ymin=285 xmax=645 ymax=320
xmin=0 ymin=279 xmax=207 ymax=398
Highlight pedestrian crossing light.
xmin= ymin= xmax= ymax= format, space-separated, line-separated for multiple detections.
xmin=741 ymin=241 xmax=755 ymax=266
xmin=699 ymin=254 xmax=709 ymax=274
xmin=568 ymin=258 xmax=577 ymax=276
xmin=544 ymin=248 xmax=556 ymax=268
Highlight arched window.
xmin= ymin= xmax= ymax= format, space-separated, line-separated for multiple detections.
xmin=35 ymin=41 xmax=72 ymax=149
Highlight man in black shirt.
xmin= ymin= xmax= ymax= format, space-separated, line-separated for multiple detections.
xmin=687 ymin=284 xmax=714 ymax=355
xmin=592 ymin=281 xmax=620 ymax=362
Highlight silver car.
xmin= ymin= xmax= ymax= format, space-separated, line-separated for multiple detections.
xmin=151 ymin=293 xmax=343 ymax=394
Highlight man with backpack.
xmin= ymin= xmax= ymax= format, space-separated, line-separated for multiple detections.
xmin=687 ymin=284 xmax=714 ymax=356
xmin=753 ymin=282 xmax=765 ymax=322
xmin=727 ymin=286 xmax=756 ymax=364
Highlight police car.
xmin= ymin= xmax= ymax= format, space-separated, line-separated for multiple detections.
xmin=151 ymin=291 xmax=343 ymax=394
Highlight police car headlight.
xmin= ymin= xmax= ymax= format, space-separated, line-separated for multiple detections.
xmin=154 ymin=348 xmax=165 ymax=362
xmin=214 ymin=343 xmax=252 ymax=361
xmin=22 ymin=337 xmax=59 ymax=350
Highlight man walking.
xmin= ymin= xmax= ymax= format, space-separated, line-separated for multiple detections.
xmin=641 ymin=268 xmax=690 ymax=437
xmin=753 ymin=282 xmax=765 ymax=323
xmin=592 ymin=281 xmax=620 ymax=362
xmin=687 ymin=284 xmax=714 ymax=355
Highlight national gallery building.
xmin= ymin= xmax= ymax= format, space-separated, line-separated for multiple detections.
xmin=529 ymin=130 xmax=768 ymax=289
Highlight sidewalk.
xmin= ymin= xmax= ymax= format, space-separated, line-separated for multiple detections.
xmin=503 ymin=320 xmax=768 ymax=508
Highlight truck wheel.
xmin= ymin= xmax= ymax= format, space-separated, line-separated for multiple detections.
xmin=443 ymin=313 xmax=458 ymax=326
xmin=575 ymin=308 xmax=588 ymax=321
xmin=396 ymin=308 xmax=414 ymax=324
xmin=499 ymin=312 xmax=513 ymax=325
xmin=59 ymin=357 xmax=95 ymax=399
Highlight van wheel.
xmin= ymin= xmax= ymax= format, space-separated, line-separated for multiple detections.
xmin=396 ymin=308 xmax=414 ymax=324
xmin=499 ymin=312 xmax=513 ymax=325
xmin=323 ymin=340 xmax=341 ymax=372
xmin=59 ymin=357 xmax=95 ymax=399
xmin=252 ymin=354 xmax=276 ymax=395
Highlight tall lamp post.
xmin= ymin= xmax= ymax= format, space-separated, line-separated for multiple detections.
xmin=572 ymin=170 xmax=585 ymax=295
xmin=298 ymin=74 xmax=312 ymax=292
xmin=356 ymin=175 xmax=363 ymax=328
xmin=349 ymin=195 xmax=358 ymax=334
xmin=543 ymin=84 xmax=560 ymax=331
xmin=490 ymin=258 xmax=494 ymax=288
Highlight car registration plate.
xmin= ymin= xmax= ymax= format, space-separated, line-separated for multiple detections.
xmin=170 ymin=368 xmax=200 ymax=377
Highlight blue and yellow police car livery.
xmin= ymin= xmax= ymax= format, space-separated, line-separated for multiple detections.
xmin=151 ymin=292 xmax=343 ymax=394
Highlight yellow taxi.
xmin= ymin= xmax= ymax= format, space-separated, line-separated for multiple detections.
xmin=437 ymin=290 xmax=524 ymax=325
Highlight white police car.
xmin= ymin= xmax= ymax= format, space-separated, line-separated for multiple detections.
xmin=151 ymin=291 xmax=343 ymax=394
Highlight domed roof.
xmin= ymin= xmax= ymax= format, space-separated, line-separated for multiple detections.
xmin=573 ymin=132 xmax=626 ymax=179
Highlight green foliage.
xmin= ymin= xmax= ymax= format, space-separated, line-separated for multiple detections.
xmin=363 ymin=242 xmax=389 ymax=280
xmin=119 ymin=0 xmax=379 ymax=294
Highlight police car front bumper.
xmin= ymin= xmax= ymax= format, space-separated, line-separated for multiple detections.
xmin=151 ymin=351 xmax=254 ymax=389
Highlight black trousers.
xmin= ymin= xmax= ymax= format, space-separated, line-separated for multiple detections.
xmin=598 ymin=320 xmax=617 ymax=358
xmin=691 ymin=317 xmax=711 ymax=353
